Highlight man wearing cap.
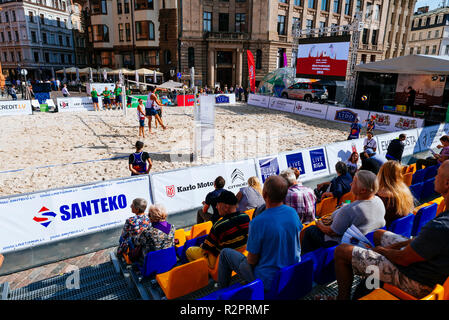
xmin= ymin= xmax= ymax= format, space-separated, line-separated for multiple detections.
xmin=348 ymin=117 xmax=362 ymax=140
xmin=365 ymin=115 xmax=376 ymax=134
xmin=186 ymin=190 xmax=250 ymax=269
xmin=360 ymin=148 xmax=386 ymax=175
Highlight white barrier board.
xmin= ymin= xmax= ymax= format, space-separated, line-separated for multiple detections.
xmin=247 ymin=94 xmax=270 ymax=108
xmin=151 ymin=159 xmax=258 ymax=214
xmin=325 ymin=138 xmax=366 ymax=175
xmin=417 ymin=124 xmax=449 ymax=152
xmin=268 ymin=97 xmax=296 ymax=113
xmin=294 ymin=101 xmax=329 ymax=119
xmin=376 ymin=129 xmax=420 ymax=158
xmin=0 ymin=176 xmax=151 ymax=254
xmin=325 ymin=105 xmax=371 ymax=125
xmin=0 ymin=100 xmax=32 ymax=117
xmin=369 ymin=111 xmax=425 ymax=132
xmin=57 ymin=97 xmax=103 ymax=112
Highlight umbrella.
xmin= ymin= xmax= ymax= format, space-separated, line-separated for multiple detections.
xmin=153 ymin=70 xmax=157 ymax=84
xmin=119 ymin=69 xmax=123 ymax=85
xmin=103 ymin=69 xmax=107 ymax=82
xmin=63 ymin=67 xmax=67 ymax=83
xmin=89 ymin=67 xmax=93 ymax=82
xmin=136 ymin=68 xmax=163 ymax=75
xmin=51 ymin=67 xmax=55 ymax=80
xmin=76 ymin=68 xmax=80 ymax=82
xmin=157 ymin=80 xmax=184 ymax=90
xmin=135 ymin=70 xmax=139 ymax=86
xmin=110 ymin=68 xmax=133 ymax=75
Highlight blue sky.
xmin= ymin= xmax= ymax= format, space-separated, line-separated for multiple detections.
xmin=415 ymin=0 xmax=443 ymax=11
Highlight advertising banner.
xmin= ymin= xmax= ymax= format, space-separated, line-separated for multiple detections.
xmin=376 ymin=129 xmax=420 ymax=158
xmin=57 ymin=97 xmax=103 ymax=112
xmin=0 ymin=176 xmax=151 ymax=254
xmin=368 ymin=111 xmax=424 ymax=132
xmin=247 ymin=94 xmax=271 ymax=108
xmin=325 ymin=105 xmax=371 ymax=125
xmin=177 ymin=95 xmax=195 ymax=106
xmin=247 ymin=50 xmax=256 ymax=93
xmin=268 ymin=97 xmax=296 ymax=113
xmin=416 ymin=124 xmax=449 ymax=152
xmin=151 ymin=159 xmax=258 ymax=214
xmin=214 ymin=94 xmax=236 ymax=104
xmin=256 ymin=156 xmax=280 ymax=183
xmin=86 ymin=83 xmax=116 ymax=96
xmin=308 ymin=147 xmax=329 ymax=178
xmin=294 ymin=101 xmax=329 ymax=119
xmin=0 ymin=100 xmax=32 ymax=117
xmin=325 ymin=138 xmax=366 ymax=175
xmin=395 ymin=74 xmax=445 ymax=107
xmin=296 ymin=41 xmax=350 ymax=78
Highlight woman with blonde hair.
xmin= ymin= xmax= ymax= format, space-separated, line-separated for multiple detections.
xmin=236 ymin=176 xmax=265 ymax=212
xmin=131 ymin=204 xmax=175 ymax=263
xmin=376 ymin=160 xmax=415 ymax=228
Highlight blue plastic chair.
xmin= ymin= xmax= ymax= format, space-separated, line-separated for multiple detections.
xmin=265 ymin=257 xmax=314 ymax=300
xmin=412 ymin=203 xmax=437 ymax=237
xmin=365 ymin=226 xmax=386 ymax=246
xmin=412 ymin=168 xmax=427 ymax=185
xmin=409 ymin=182 xmax=424 ymax=201
xmin=420 ymin=178 xmax=436 ymax=202
xmin=388 ymin=213 xmax=415 ymax=238
xmin=301 ymin=246 xmax=336 ymax=285
xmin=424 ymin=165 xmax=439 ymax=181
xmin=138 ymin=246 xmax=178 ymax=278
xmin=176 ymin=234 xmax=208 ymax=264
xmin=199 ymin=279 xmax=264 ymax=300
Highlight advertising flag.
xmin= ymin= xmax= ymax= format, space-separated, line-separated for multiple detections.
xmin=247 ymin=50 xmax=256 ymax=93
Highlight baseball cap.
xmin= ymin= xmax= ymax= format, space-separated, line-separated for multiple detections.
xmin=216 ymin=190 xmax=238 ymax=205
xmin=365 ymin=148 xmax=375 ymax=155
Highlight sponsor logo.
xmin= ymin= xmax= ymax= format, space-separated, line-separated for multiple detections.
xmin=286 ymin=152 xmax=306 ymax=175
xmin=33 ymin=206 xmax=57 ymax=228
xmin=216 ymin=95 xmax=230 ymax=104
xmin=295 ymin=103 xmax=303 ymax=111
xmin=259 ymin=157 xmax=279 ymax=182
xmin=309 ymin=149 xmax=327 ymax=172
xmin=334 ymin=109 xmax=357 ymax=123
xmin=231 ymin=169 xmax=245 ymax=183
xmin=0 ymin=103 xmax=27 ymax=110
xmin=395 ymin=118 xmax=417 ymax=130
xmin=166 ymin=185 xmax=176 ymax=198
xmin=60 ymin=101 xmax=69 ymax=109
xmin=372 ymin=113 xmax=390 ymax=127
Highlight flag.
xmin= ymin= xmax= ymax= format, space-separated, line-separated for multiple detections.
xmin=283 ymin=51 xmax=288 ymax=68
xmin=247 ymin=50 xmax=256 ymax=93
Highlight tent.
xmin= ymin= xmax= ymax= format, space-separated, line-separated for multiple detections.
xmin=157 ymin=80 xmax=184 ymax=90
xmin=56 ymin=67 xmax=77 ymax=74
xmin=354 ymin=54 xmax=449 ymax=75
xmin=110 ymin=68 xmax=134 ymax=75
xmin=136 ymin=68 xmax=163 ymax=75
xmin=257 ymin=67 xmax=296 ymax=97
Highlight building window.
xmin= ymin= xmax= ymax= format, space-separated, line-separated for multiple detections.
xmin=7 ymin=31 xmax=11 ymax=42
xmin=29 ymin=11 xmax=34 ymax=23
xmin=101 ymin=51 xmax=113 ymax=66
xmin=219 ymin=13 xmax=229 ymax=32
xmin=306 ymin=19 xmax=313 ymax=30
xmin=125 ymin=23 xmax=131 ymax=41
xmin=344 ymin=0 xmax=351 ymax=15
xmin=279 ymin=0 xmax=287 ymax=3
xmin=45 ymin=52 xmax=50 ymax=63
xmin=321 ymin=0 xmax=328 ymax=11
xmin=93 ymin=25 xmax=109 ymax=42
xmin=10 ymin=52 xmax=14 ymax=62
xmin=362 ymin=28 xmax=368 ymax=44
xmin=361 ymin=54 xmax=366 ymax=64
xmin=371 ymin=29 xmax=377 ymax=45
xmin=435 ymin=30 xmax=440 ymax=38
xmin=164 ymin=50 xmax=172 ymax=64
xmin=135 ymin=21 xmax=155 ymax=40
xmin=235 ymin=13 xmax=246 ymax=32
xmin=277 ymin=15 xmax=286 ymax=35
xmin=34 ymin=52 xmax=39 ymax=62
xmin=432 ymin=45 xmax=437 ymax=55
xmin=12 ymin=10 xmax=16 ymax=22
xmin=417 ymin=46 xmax=421 ymax=54
xmin=15 ymin=31 xmax=19 ymax=42
xmin=188 ymin=47 xmax=195 ymax=68
xmin=366 ymin=2 xmax=372 ymax=18
xmin=5 ymin=12 xmax=8 ymax=23
xmin=292 ymin=17 xmax=300 ymax=32
xmin=277 ymin=48 xmax=286 ymax=68
xmin=374 ymin=4 xmax=380 ymax=20
xmin=42 ymin=32 xmax=47 ymax=44
xmin=427 ymin=31 xmax=431 ymax=39
xmin=135 ymin=0 xmax=154 ymax=10
xmin=124 ymin=0 xmax=130 ymax=13
xmin=91 ymin=0 xmax=107 ymax=15
xmin=17 ymin=51 xmax=21 ymax=62
xmin=256 ymin=49 xmax=262 ymax=69
xmin=308 ymin=0 xmax=315 ymax=9
xmin=141 ymin=50 xmax=158 ymax=65
xmin=356 ymin=0 xmax=361 ymax=12
xmin=117 ymin=1 xmax=122 ymax=14
xmin=204 ymin=11 xmax=212 ymax=32
xmin=66 ymin=36 xmax=70 ymax=46
xmin=118 ymin=23 xmax=124 ymax=41
xmin=425 ymin=46 xmax=429 ymax=54
xmin=57 ymin=17 xmax=61 ymax=27
xmin=40 ymin=14 xmax=45 ymax=25
xmin=0 ymin=32 xmax=4 ymax=42
xmin=59 ymin=35 xmax=63 ymax=45
xmin=409 ymin=47 xmax=414 ymax=55
xmin=445 ymin=45 xmax=449 ymax=55
xmin=333 ymin=0 xmax=340 ymax=13
xmin=294 ymin=0 xmax=301 ymax=5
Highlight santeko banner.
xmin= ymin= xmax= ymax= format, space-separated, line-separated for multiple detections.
xmin=0 ymin=176 xmax=151 ymax=254
xmin=57 ymin=97 xmax=103 ymax=112
xmin=0 ymin=100 xmax=32 ymax=117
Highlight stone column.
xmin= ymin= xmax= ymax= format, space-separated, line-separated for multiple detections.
xmin=208 ymin=48 xmax=215 ymax=88
xmin=236 ymin=48 xmax=243 ymax=87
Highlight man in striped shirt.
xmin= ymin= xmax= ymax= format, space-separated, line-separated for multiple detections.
xmin=280 ymin=168 xmax=316 ymax=224
xmin=186 ymin=190 xmax=250 ymax=269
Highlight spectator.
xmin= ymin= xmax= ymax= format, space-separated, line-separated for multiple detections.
xmin=314 ymin=161 xmax=352 ymax=203
xmin=280 ymin=168 xmax=316 ymax=224
xmin=362 ymin=131 xmax=377 ymax=153
xmin=415 ymin=135 xmax=449 ymax=170
xmin=186 ymin=190 xmax=250 ymax=269
xmin=347 ymin=117 xmax=362 ymax=140
xmin=62 ymin=84 xmax=70 ymax=97
xmin=0 ymin=254 xmax=3 ymax=269
xmin=346 ymin=152 xmax=360 ymax=178
xmin=386 ymin=134 xmax=407 ymax=162
xmin=333 ymin=160 xmax=449 ymax=300
xmin=360 ymin=148 xmax=386 ymax=175
xmin=217 ymin=175 xmax=302 ymax=291
xmin=376 ymin=161 xmax=415 ymax=229
xmin=239 ymin=86 xmax=245 ymax=102
xmin=406 ymin=86 xmax=416 ymax=116
xmin=9 ymin=85 xmax=17 ymax=100
xmin=132 ymin=204 xmax=175 ymax=263
xmin=117 ymin=198 xmax=150 ymax=259
xmin=197 ymin=176 xmax=226 ymax=224
xmin=302 ymin=170 xmax=385 ymax=254
xmin=236 ymin=176 xmax=265 ymax=213
xmin=129 ymin=141 xmax=152 ymax=176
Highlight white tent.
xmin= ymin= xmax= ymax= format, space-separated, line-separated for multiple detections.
xmin=136 ymin=68 xmax=163 ymax=75
xmin=158 ymin=80 xmax=184 ymax=90
xmin=354 ymin=54 xmax=449 ymax=75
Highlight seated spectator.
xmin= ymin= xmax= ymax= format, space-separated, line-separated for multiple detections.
xmin=415 ymin=135 xmax=449 ymax=170
xmin=236 ymin=176 xmax=265 ymax=213
xmin=117 ymin=198 xmax=150 ymax=258
xmin=186 ymin=190 xmax=250 ymax=269
xmin=360 ymin=148 xmax=386 ymax=175
xmin=217 ymin=175 xmax=302 ymax=291
xmin=197 ymin=176 xmax=226 ymax=225
xmin=132 ymin=204 xmax=175 ymax=263
xmin=362 ymin=131 xmax=377 ymax=153
xmin=346 ymin=152 xmax=360 ymax=177
xmin=333 ymin=160 xmax=449 ymax=300
xmin=280 ymin=168 xmax=316 ymax=224
xmin=376 ymin=161 xmax=415 ymax=228
xmin=386 ymin=134 xmax=406 ymax=162
xmin=302 ymin=170 xmax=385 ymax=254
xmin=0 ymin=254 xmax=3 ymax=269
xmin=314 ymin=161 xmax=352 ymax=203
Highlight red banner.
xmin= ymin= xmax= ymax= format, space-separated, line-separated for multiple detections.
xmin=247 ymin=50 xmax=256 ymax=93
xmin=176 ymin=95 xmax=195 ymax=106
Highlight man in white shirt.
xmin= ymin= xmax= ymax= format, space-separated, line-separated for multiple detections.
xmin=363 ymin=131 xmax=377 ymax=152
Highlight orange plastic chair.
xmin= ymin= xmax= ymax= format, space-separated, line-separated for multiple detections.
xmin=244 ymin=208 xmax=255 ymax=220
xmin=401 ymin=165 xmax=409 ymax=175
xmin=430 ymin=197 xmax=447 ymax=216
xmin=208 ymin=249 xmax=248 ymax=281
xmin=339 ymin=192 xmax=355 ymax=205
xmin=185 ymin=221 xmax=213 ymax=240
xmin=402 ymin=172 xmax=413 ymax=186
xmin=300 ymin=220 xmax=316 ymax=244
xmin=406 ymin=163 xmax=417 ymax=174
xmin=360 ymin=282 xmax=445 ymax=300
xmin=174 ymin=229 xmax=187 ymax=248
xmin=156 ymin=257 xmax=209 ymax=300
xmin=316 ymin=196 xmax=338 ymax=217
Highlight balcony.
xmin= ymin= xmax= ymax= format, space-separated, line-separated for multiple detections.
xmin=204 ymin=32 xmax=250 ymax=41
xmin=360 ymin=43 xmax=384 ymax=52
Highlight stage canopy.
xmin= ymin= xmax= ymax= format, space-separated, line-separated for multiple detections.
xmin=354 ymin=54 xmax=449 ymax=75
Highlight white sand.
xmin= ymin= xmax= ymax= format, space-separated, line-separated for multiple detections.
xmin=0 ymin=103 xmax=379 ymax=197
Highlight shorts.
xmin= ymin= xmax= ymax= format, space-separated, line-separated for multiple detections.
xmin=127 ymin=97 xmax=132 ymax=104
xmin=351 ymin=231 xmax=433 ymax=298
xmin=139 ymin=119 xmax=145 ymax=127
xmin=92 ymin=97 xmax=98 ymax=103
xmin=103 ymin=98 xmax=111 ymax=105
xmin=145 ymin=108 xmax=158 ymax=116
xmin=116 ymin=95 xmax=122 ymax=103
